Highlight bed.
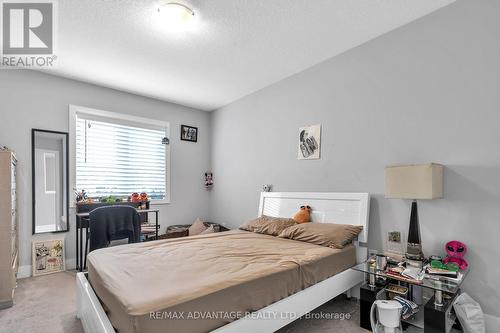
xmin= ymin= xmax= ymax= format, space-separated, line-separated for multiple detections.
xmin=76 ymin=192 xmax=370 ymax=333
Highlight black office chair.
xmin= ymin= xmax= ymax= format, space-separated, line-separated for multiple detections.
xmin=83 ymin=206 xmax=141 ymax=269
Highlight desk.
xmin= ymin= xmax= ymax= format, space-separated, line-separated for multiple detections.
xmin=75 ymin=208 xmax=159 ymax=272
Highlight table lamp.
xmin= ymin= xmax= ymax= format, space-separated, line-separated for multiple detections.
xmin=385 ymin=163 xmax=443 ymax=262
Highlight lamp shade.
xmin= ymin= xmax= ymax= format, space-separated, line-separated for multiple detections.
xmin=385 ymin=163 xmax=443 ymax=199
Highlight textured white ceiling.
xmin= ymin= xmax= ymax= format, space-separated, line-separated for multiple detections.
xmin=47 ymin=0 xmax=455 ymax=110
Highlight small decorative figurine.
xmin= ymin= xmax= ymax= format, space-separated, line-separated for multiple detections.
xmin=293 ymin=205 xmax=311 ymax=224
xmin=75 ymin=189 xmax=88 ymax=203
xmin=443 ymin=240 xmax=468 ymax=270
xmin=205 ymin=172 xmax=213 ymax=189
xmin=131 ymin=192 xmax=140 ymax=202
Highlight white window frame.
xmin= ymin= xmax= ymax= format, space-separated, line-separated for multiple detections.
xmin=69 ymin=105 xmax=171 ymax=205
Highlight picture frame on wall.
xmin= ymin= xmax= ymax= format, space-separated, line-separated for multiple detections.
xmin=32 ymin=239 xmax=65 ymax=276
xmin=180 ymin=125 xmax=198 ymax=142
xmin=298 ymin=124 xmax=321 ymax=160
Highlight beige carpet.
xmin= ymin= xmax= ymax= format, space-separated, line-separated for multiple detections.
xmin=0 ymin=271 xmax=369 ymax=333
xmin=0 ymin=271 xmax=83 ymax=333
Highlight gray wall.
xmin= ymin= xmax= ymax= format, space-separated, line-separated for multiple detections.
xmin=210 ymin=0 xmax=500 ymax=317
xmin=0 ymin=70 xmax=211 ymax=271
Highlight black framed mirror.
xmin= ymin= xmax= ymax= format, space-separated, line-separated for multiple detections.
xmin=32 ymin=129 xmax=69 ymax=234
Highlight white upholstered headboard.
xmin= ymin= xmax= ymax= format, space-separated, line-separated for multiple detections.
xmin=258 ymin=192 xmax=370 ymax=262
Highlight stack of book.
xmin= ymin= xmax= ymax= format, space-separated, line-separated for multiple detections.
xmin=386 ymin=266 xmax=424 ymax=284
xmin=425 ymin=265 xmax=464 ymax=283
xmin=426 ymin=266 xmax=457 ymax=277
xmin=141 ymin=224 xmax=158 ymax=234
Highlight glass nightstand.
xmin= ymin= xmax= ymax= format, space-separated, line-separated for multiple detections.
xmin=352 ymin=261 xmax=468 ymax=305
xmin=352 ymin=259 xmax=468 ymax=332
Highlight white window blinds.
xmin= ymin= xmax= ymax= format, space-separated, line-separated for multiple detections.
xmin=75 ymin=116 xmax=167 ymax=200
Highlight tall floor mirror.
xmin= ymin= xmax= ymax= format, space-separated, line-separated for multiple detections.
xmin=32 ymin=129 xmax=69 ymax=234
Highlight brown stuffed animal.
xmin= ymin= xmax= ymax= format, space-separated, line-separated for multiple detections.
xmin=293 ymin=205 xmax=311 ymax=223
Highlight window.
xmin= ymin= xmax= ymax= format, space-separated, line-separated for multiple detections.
xmin=72 ymin=107 xmax=169 ymax=202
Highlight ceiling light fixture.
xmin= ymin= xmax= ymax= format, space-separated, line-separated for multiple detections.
xmin=158 ymin=2 xmax=195 ymax=31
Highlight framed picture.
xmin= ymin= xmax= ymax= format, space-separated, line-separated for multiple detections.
xmin=298 ymin=124 xmax=321 ymax=160
xmin=385 ymin=231 xmax=405 ymax=260
xmin=32 ymin=239 xmax=65 ymax=276
xmin=180 ymin=125 xmax=198 ymax=142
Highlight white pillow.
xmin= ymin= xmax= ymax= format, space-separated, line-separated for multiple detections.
xmin=188 ymin=218 xmax=207 ymax=236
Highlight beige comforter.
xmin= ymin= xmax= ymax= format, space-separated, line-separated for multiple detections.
xmin=88 ymin=230 xmax=355 ymax=333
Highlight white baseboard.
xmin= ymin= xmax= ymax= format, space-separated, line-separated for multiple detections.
xmin=485 ymin=314 xmax=500 ymax=333
xmin=17 ymin=258 xmax=77 ymax=279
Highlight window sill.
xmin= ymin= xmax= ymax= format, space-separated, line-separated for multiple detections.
xmin=69 ymin=200 xmax=171 ymax=208
xmin=150 ymin=200 xmax=171 ymax=206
